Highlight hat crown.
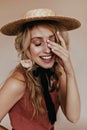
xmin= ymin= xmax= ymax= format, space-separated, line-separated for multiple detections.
xmin=24 ymin=8 xmax=56 ymax=19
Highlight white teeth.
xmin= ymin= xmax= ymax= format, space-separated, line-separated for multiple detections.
xmin=41 ymin=56 xmax=52 ymax=60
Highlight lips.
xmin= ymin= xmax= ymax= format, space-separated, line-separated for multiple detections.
xmin=41 ymin=55 xmax=52 ymax=60
xmin=40 ymin=54 xmax=55 ymax=63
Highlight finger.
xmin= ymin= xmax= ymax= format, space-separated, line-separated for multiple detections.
xmin=47 ymin=41 xmax=68 ymax=58
xmin=57 ymin=32 xmax=67 ymax=49
xmin=47 ymin=40 xmax=67 ymax=55
xmin=47 ymin=39 xmax=61 ymax=49
xmin=51 ymin=47 xmax=68 ymax=58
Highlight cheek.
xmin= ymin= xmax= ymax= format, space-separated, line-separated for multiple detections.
xmin=30 ymin=46 xmax=41 ymax=57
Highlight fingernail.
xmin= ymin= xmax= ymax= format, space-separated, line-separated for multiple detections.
xmin=52 ymin=48 xmax=54 ymax=51
xmin=47 ymin=43 xmax=51 ymax=47
xmin=47 ymin=39 xmax=50 ymax=42
xmin=57 ymin=31 xmax=59 ymax=35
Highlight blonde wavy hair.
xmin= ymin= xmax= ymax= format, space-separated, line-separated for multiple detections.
xmin=14 ymin=21 xmax=69 ymax=117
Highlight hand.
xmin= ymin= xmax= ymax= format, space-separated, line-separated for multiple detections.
xmin=47 ymin=32 xmax=74 ymax=75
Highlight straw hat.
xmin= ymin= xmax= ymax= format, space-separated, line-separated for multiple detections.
xmin=0 ymin=8 xmax=81 ymax=36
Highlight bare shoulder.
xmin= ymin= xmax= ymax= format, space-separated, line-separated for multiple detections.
xmin=0 ymin=68 xmax=26 ymax=99
xmin=0 ymin=68 xmax=27 ymax=120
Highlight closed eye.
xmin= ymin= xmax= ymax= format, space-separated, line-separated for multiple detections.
xmin=35 ymin=43 xmax=42 ymax=46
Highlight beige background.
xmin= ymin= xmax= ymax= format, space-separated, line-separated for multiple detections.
xmin=0 ymin=0 xmax=87 ymax=130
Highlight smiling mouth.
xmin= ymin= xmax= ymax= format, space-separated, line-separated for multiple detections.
xmin=40 ymin=54 xmax=54 ymax=61
xmin=41 ymin=55 xmax=52 ymax=60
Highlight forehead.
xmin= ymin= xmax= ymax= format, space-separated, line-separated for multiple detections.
xmin=30 ymin=25 xmax=54 ymax=38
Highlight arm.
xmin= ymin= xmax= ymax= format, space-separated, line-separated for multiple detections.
xmin=59 ymin=62 xmax=80 ymax=123
xmin=0 ymin=71 xmax=26 ymax=128
xmin=47 ymin=32 xmax=80 ymax=122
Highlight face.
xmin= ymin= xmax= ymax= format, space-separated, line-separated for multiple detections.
xmin=29 ymin=25 xmax=56 ymax=69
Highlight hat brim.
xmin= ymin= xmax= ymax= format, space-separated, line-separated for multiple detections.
xmin=0 ymin=16 xmax=81 ymax=36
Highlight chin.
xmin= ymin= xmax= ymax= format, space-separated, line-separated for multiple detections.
xmin=41 ymin=63 xmax=54 ymax=69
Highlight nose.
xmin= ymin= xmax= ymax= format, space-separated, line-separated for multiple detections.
xmin=43 ymin=42 xmax=51 ymax=53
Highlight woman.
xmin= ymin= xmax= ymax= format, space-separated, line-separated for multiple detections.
xmin=0 ymin=8 xmax=81 ymax=130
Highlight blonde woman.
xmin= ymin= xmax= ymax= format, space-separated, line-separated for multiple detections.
xmin=0 ymin=8 xmax=81 ymax=130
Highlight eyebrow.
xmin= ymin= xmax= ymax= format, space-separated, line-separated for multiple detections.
xmin=31 ymin=34 xmax=55 ymax=41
